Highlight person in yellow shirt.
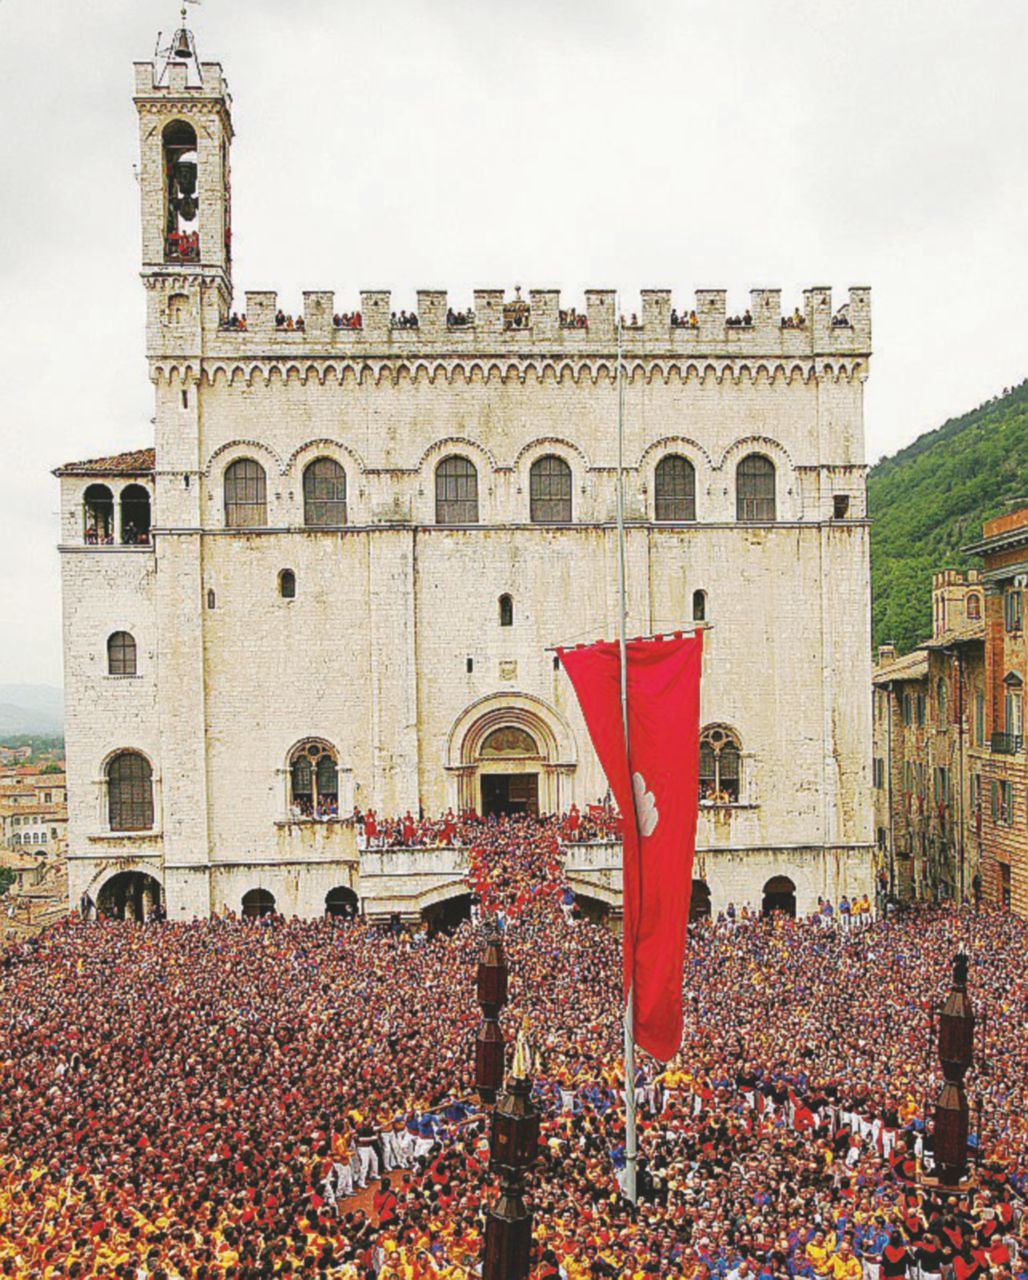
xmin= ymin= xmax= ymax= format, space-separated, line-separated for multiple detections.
xmin=805 ymin=1230 xmax=836 ymax=1277
xmin=831 ymin=1241 xmax=862 ymax=1280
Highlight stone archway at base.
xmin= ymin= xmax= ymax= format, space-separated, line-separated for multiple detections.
xmin=242 ymin=888 xmax=276 ymax=918
xmin=97 ymin=871 xmax=163 ymax=922
xmin=762 ymin=875 xmax=797 ymax=918
xmin=325 ymin=886 xmax=359 ymax=918
xmin=422 ymin=893 xmax=471 ymax=936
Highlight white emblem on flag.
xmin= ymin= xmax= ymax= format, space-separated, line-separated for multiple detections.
xmin=632 ymin=772 xmax=659 ymax=837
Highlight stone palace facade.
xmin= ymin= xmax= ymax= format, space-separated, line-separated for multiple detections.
xmin=56 ymin=29 xmax=875 ymax=922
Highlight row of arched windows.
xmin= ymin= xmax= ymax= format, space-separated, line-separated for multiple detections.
xmin=221 ymin=452 xmax=779 ymax=528
xmin=101 ymin=723 xmax=740 ymax=833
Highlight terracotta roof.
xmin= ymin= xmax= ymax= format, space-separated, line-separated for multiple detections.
xmin=873 ymin=650 xmax=929 ymax=685
xmin=54 ymin=448 xmax=155 ymax=477
xmin=920 ymin=620 xmax=986 ymax=650
xmin=0 ymin=803 xmax=67 ymax=818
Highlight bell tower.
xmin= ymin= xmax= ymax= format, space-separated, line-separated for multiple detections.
xmin=134 ymin=13 xmax=233 ymax=355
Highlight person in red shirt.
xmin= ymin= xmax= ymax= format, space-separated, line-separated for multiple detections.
xmin=373 ymin=1176 xmax=398 ymax=1229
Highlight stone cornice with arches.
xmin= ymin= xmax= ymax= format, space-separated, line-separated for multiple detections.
xmin=151 ymin=356 xmax=866 ymax=390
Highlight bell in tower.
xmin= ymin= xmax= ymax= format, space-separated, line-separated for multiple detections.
xmin=162 ymin=121 xmax=200 ymax=261
xmin=154 ymin=3 xmax=203 ymax=86
xmin=135 ymin=10 xmax=234 ymax=345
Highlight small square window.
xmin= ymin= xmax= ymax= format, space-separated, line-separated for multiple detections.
xmin=833 ymin=494 xmax=850 ymax=519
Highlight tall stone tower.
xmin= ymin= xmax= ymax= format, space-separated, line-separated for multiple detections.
xmin=134 ymin=25 xmax=233 ymax=356
xmin=131 ymin=22 xmax=235 ymax=916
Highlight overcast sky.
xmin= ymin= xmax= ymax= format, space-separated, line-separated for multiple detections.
xmin=1 ymin=0 xmax=1026 ymax=688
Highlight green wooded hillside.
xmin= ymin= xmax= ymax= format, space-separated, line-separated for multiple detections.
xmin=868 ymin=378 xmax=1028 ymax=654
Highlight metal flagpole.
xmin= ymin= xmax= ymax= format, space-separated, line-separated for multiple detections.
xmin=614 ymin=298 xmax=639 ymax=1205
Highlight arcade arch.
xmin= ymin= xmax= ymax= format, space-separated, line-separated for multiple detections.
xmin=762 ymin=875 xmax=797 ymax=918
xmin=97 ymin=870 xmax=163 ymax=921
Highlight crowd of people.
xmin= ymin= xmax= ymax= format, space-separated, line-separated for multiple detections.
xmin=166 ymin=230 xmax=200 ymax=261
xmin=353 ymin=805 xmax=621 ymax=851
xmin=1 ymin=815 xmax=1026 ymax=1279
xmin=209 ymin=303 xmax=852 ymax=340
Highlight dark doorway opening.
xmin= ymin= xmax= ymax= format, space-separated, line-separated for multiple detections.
xmin=422 ymin=893 xmax=472 ymax=936
xmin=690 ymin=880 xmax=712 ymax=923
xmin=481 ymin=773 xmax=539 ymax=817
xmin=97 ymin=871 xmax=163 ymax=921
xmin=325 ymin=887 xmax=359 ymax=918
xmin=762 ymin=876 xmax=797 ymax=918
xmin=573 ymin=893 xmax=612 ymax=926
xmin=242 ymin=888 xmax=276 ymax=918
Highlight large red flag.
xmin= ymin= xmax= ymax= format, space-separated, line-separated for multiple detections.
xmin=559 ymin=634 xmax=702 ymax=1062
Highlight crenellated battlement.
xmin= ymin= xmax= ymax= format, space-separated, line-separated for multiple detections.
xmin=178 ymin=285 xmax=870 ymax=360
xmin=134 ymin=60 xmax=230 ymax=101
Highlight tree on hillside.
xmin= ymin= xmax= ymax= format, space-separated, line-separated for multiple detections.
xmin=868 ymin=378 xmax=1028 ymax=654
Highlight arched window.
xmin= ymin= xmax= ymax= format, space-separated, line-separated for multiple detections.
xmin=206 ymin=588 xmax=216 ymax=610
xmin=168 ymin=292 xmax=189 ymax=324
xmin=698 ymin=725 xmax=741 ymax=804
xmin=120 ymin=484 xmax=151 ymax=545
xmin=83 ymin=484 xmax=114 ymax=545
xmin=692 ymin=590 xmax=706 ymax=623
xmin=242 ymin=888 xmax=276 ymax=918
xmin=499 ymin=594 xmax=514 ymax=627
xmin=435 ymin=456 xmax=479 ymax=525
xmin=107 ymin=631 xmax=137 ymax=676
xmin=303 ymin=458 xmax=347 ymax=527
xmin=1005 ymin=673 xmax=1024 ymax=739
xmin=279 ymin=569 xmax=296 ymax=599
xmin=224 ymin=459 xmax=267 ymax=528
xmin=937 ymin=676 xmax=948 ymax=723
xmin=163 ymin=120 xmax=199 ymax=262
xmin=530 ymin=455 xmax=572 ymax=524
xmin=654 ymin=455 xmax=696 ymax=522
xmin=736 ymin=453 xmax=776 ymax=522
xmin=966 ymin=594 xmax=980 ymax=620
xmin=108 ymin=752 xmax=154 ymax=832
xmin=289 ymin=741 xmax=339 ymax=819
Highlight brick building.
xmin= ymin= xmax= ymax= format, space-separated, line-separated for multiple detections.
xmin=873 ymin=512 xmax=1028 ymax=918
xmin=55 ymin=25 xmax=875 ymax=922
xmin=964 ymin=509 xmax=1028 ymax=913
xmin=873 ymin=571 xmax=985 ymax=903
